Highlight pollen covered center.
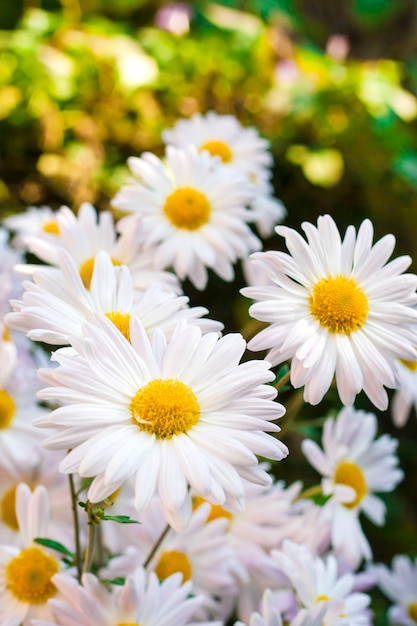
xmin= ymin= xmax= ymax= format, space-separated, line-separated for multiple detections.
xmin=400 ymin=358 xmax=417 ymax=372
xmin=79 ymin=256 xmax=121 ymax=289
xmin=0 ymin=389 xmax=16 ymax=430
xmin=200 ymin=140 xmax=233 ymax=163
xmin=130 ymin=378 xmax=200 ymax=439
xmin=334 ymin=461 xmax=367 ymax=508
xmin=6 ymin=546 xmax=59 ymax=603
xmin=408 ymin=602 xmax=417 ymax=622
xmin=193 ymin=496 xmax=233 ymax=525
xmin=155 ymin=549 xmax=193 ymax=582
xmin=1 ymin=485 xmax=19 ymax=530
xmin=163 ymin=187 xmax=211 ymax=230
xmin=105 ymin=312 xmax=131 ymax=342
xmin=309 ymin=275 xmax=369 ymax=334
xmin=41 ymin=220 xmax=60 ymax=235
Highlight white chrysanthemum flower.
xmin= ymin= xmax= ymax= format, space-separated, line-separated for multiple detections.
xmin=18 ymin=202 xmax=181 ymax=294
xmin=234 ymin=588 xmax=327 ymax=626
xmin=374 ymin=555 xmax=417 ymax=626
xmin=0 ymin=227 xmax=24 ymax=318
xmin=0 ymin=483 xmax=63 ymax=626
xmin=3 ymin=206 xmax=60 ymax=251
xmin=302 ymin=406 xmax=403 ymax=568
xmin=391 ymin=357 xmax=417 ymax=427
xmin=0 ymin=452 xmax=72 ymax=549
xmin=242 ymin=214 xmax=417 ymax=410
xmin=111 ymin=145 xmax=261 ymax=289
xmin=6 ymin=249 xmax=222 ymax=346
xmin=101 ymin=499 xmax=240 ymax=620
xmin=271 ymin=541 xmax=371 ymax=626
xmin=162 ymin=111 xmax=286 ymax=237
xmin=0 ymin=353 xmax=46 ymax=475
xmin=38 ymin=316 xmax=288 ymax=530
xmin=32 ymin=568 xmax=221 ymax=626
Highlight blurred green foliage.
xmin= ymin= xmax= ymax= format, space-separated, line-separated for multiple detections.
xmin=1 ymin=2 xmax=417 ymax=621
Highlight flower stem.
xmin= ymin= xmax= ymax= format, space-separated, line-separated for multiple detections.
xmin=82 ymin=501 xmax=97 ymax=575
xmin=275 ymin=368 xmax=291 ymax=391
xmin=68 ymin=472 xmax=82 ymax=582
xmin=143 ymin=523 xmax=170 ymax=569
xmin=296 ymin=484 xmax=323 ymax=501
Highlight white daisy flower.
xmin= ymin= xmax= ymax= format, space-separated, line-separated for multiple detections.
xmin=374 ymin=555 xmax=417 ymax=626
xmin=301 ymin=406 xmax=403 ymax=568
xmin=111 ymin=145 xmax=261 ymax=289
xmin=32 ymin=567 xmax=221 ymax=626
xmin=234 ymin=588 xmax=327 ymax=626
xmin=18 ymin=202 xmax=181 ymax=294
xmin=6 ymin=248 xmax=223 ymax=346
xmin=162 ymin=111 xmax=286 ymax=237
xmin=0 ymin=227 xmax=24 ymax=318
xmin=37 ymin=315 xmax=288 ymax=531
xmin=0 ymin=451 xmax=73 ymax=549
xmin=101 ymin=499 xmax=240 ymax=620
xmin=241 ymin=214 xmax=417 ymax=410
xmin=0 ymin=483 xmax=63 ymax=626
xmin=271 ymin=540 xmax=371 ymax=626
xmin=3 ymin=205 xmax=61 ymax=251
xmin=391 ymin=357 xmax=417 ymax=427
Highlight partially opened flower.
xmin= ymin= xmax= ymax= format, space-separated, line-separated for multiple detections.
xmin=32 ymin=567 xmax=221 ymax=626
xmin=6 ymin=249 xmax=222 ymax=346
xmin=0 ymin=483 xmax=63 ymax=626
xmin=112 ymin=145 xmax=260 ymax=289
xmin=374 ymin=555 xmax=417 ymax=626
xmin=38 ymin=316 xmax=288 ymax=530
xmin=391 ymin=357 xmax=417 ymax=427
xmin=19 ymin=202 xmax=180 ymax=294
xmin=242 ymin=214 xmax=417 ymax=409
xmin=302 ymin=406 xmax=403 ymax=568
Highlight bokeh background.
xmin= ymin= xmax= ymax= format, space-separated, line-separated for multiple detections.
xmin=1 ymin=1 xmax=417 ymax=621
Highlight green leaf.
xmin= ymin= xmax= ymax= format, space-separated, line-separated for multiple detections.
xmin=103 ymin=577 xmax=125 ymax=585
xmin=34 ymin=538 xmax=75 ymax=558
xmin=101 ymin=514 xmax=140 ymax=524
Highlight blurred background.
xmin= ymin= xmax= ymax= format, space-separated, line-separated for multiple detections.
xmin=1 ymin=1 xmax=417 ymax=620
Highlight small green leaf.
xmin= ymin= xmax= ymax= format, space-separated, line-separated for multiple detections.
xmin=103 ymin=577 xmax=125 ymax=585
xmin=101 ymin=514 xmax=140 ymax=524
xmin=34 ymin=538 xmax=74 ymax=558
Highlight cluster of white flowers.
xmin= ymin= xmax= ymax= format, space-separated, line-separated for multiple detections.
xmin=0 ymin=111 xmax=416 ymax=626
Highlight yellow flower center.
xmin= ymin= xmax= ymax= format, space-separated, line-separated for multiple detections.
xmin=193 ymin=496 xmax=233 ymax=524
xmin=130 ymin=379 xmax=200 ymax=440
xmin=309 ymin=275 xmax=369 ymax=334
xmin=199 ymin=140 xmax=233 ymax=163
xmin=79 ymin=256 xmax=121 ymax=290
xmin=117 ymin=623 xmax=141 ymax=626
xmin=316 ymin=594 xmax=330 ymax=602
xmin=408 ymin=602 xmax=417 ymax=622
xmin=400 ymin=358 xmax=417 ymax=372
xmin=2 ymin=326 xmax=11 ymax=341
xmin=0 ymin=389 xmax=16 ymax=430
xmin=105 ymin=312 xmax=131 ymax=342
xmin=163 ymin=187 xmax=211 ymax=230
xmin=154 ymin=550 xmax=193 ymax=582
xmin=1 ymin=485 xmax=19 ymax=531
xmin=6 ymin=546 xmax=59 ymax=604
xmin=334 ymin=461 xmax=367 ymax=508
xmin=41 ymin=220 xmax=60 ymax=235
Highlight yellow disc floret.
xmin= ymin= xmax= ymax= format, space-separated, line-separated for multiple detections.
xmin=130 ymin=378 xmax=200 ymax=439
xmin=200 ymin=140 xmax=233 ymax=163
xmin=163 ymin=187 xmax=211 ymax=231
xmin=1 ymin=485 xmax=19 ymax=531
xmin=79 ymin=256 xmax=121 ymax=289
xmin=309 ymin=275 xmax=369 ymax=334
xmin=6 ymin=546 xmax=59 ymax=604
xmin=193 ymin=496 xmax=233 ymax=524
xmin=117 ymin=623 xmax=141 ymax=626
xmin=400 ymin=358 xmax=417 ymax=372
xmin=334 ymin=461 xmax=367 ymax=508
xmin=41 ymin=220 xmax=60 ymax=235
xmin=105 ymin=312 xmax=131 ymax=342
xmin=315 ymin=594 xmax=330 ymax=602
xmin=408 ymin=602 xmax=417 ymax=622
xmin=155 ymin=550 xmax=193 ymax=582
xmin=0 ymin=389 xmax=16 ymax=430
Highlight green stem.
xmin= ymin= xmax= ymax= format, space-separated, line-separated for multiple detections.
xmin=82 ymin=501 xmax=97 ymax=575
xmin=278 ymin=388 xmax=305 ymax=436
xmin=274 ymin=368 xmax=291 ymax=391
xmin=68 ymin=472 xmax=82 ymax=582
xmin=143 ymin=523 xmax=170 ymax=569
xmin=296 ymin=484 xmax=323 ymax=501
